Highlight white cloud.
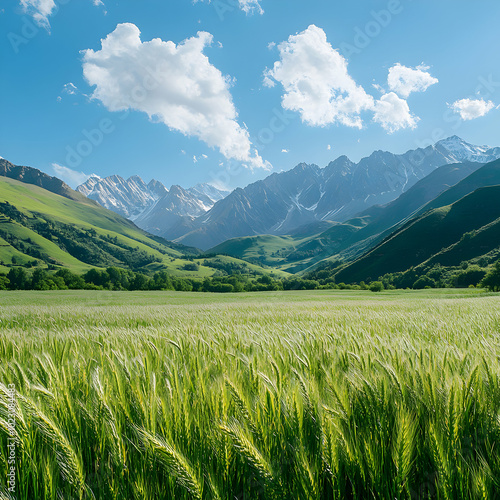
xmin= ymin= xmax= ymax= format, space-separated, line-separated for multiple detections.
xmin=263 ymin=25 xmax=374 ymax=128
xmin=327 ymin=144 xmax=331 ymax=150
xmin=387 ymin=63 xmax=438 ymax=98
xmin=194 ymin=0 xmax=263 ymax=15
xmin=281 ymin=148 xmax=289 ymax=153
xmin=264 ymin=26 xmax=437 ymax=134
xmin=449 ymin=98 xmax=496 ymax=120
xmin=20 ymin=0 xmax=56 ymax=30
xmin=82 ymin=23 xmax=267 ymax=169
xmin=372 ymin=92 xmax=419 ymax=133
xmin=20 ymin=0 xmax=106 ymax=30
xmin=62 ymin=82 xmax=77 ymax=95
xmin=193 ymin=154 xmax=209 ymax=163
xmin=52 ymin=163 xmax=90 ymax=188
xmin=238 ymin=0 xmax=263 ymax=14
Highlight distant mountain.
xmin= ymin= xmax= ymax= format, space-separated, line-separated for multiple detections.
xmin=188 ymin=183 xmax=229 ymax=205
xmin=134 ymin=184 xmax=214 ymax=237
xmin=77 ymin=175 xmax=168 ymax=219
xmin=174 ymin=136 xmax=500 ymax=249
xmin=0 ymin=158 xmax=90 ymax=203
xmin=77 ymin=176 xmax=230 ymax=234
xmin=208 ymin=160 xmax=491 ymax=273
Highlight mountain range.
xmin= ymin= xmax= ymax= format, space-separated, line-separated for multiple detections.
xmin=2 ymin=134 xmax=500 ymax=289
xmin=76 ymin=136 xmax=500 ymax=250
xmin=76 ymin=175 xmax=229 ymax=238
xmin=335 ymin=158 xmax=500 ymax=284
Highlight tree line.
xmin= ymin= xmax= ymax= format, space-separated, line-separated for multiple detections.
xmin=1 ymin=261 xmax=500 ymax=293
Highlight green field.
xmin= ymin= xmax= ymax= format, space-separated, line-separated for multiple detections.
xmin=1 ymin=289 xmax=500 ymax=499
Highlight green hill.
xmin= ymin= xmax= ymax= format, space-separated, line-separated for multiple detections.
xmin=418 ymin=158 xmax=500 ymax=214
xmin=0 ymin=174 xmax=290 ymax=281
xmin=0 ymin=176 xmax=196 ymax=274
xmin=335 ymin=185 xmax=500 ymax=284
xmin=0 ymin=158 xmax=90 ymax=203
xmin=209 ymin=234 xmax=308 ymax=270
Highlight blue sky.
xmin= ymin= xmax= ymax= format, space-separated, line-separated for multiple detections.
xmin=1 ymin=0 xmax=500 ymax=191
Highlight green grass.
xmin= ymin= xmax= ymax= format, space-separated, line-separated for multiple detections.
xmin=1 ymin=289 xmax=500 ymax=499
xmin=0 ymin=234 xmax=34 ymax=268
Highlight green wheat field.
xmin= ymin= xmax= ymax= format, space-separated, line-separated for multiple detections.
xmin=1 ymin=289 xmax=500 ymax=499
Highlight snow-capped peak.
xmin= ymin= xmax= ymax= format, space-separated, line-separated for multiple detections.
xmin=435 ymin=135 xmax=499 ymax=163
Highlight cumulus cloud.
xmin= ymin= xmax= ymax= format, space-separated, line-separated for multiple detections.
xmin=281 ymin=148 xmax=289 ymax=153
xmin=263 ymin=25 xmax=374 ymax=128
xmin=82 ymin=23 xmax=267 ymax=169
xmin=372 ymin=92 xmax=419 ymax=133
xmin=264 ymin=25 xmax=438 ymax=133
xmin=387 ymin=63 xmax=438 ymax=98
xmin=449 ymin=98 xmax=496 ymax=120
xmin=52 ymin=163 xmax=91 ymax=188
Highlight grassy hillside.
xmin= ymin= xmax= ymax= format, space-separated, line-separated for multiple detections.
xmin=0 ymin=176 xmax=288 ymax=280
xmin=335 ymin=185 xmax=500 ymax=284
xmin=0 ymin=158 xmax=89 ymax=203
xmin=210 ymin=234 xmax=307 ymax=269
xmin=418 ymin=158 xmax=500 ymax=214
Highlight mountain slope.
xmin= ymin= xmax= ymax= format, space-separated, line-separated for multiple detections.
xmin=209 ymin=161 xmax=485 ymax=272
xmin=77 ymin=175 xmax=230 ymax=236
xmin=0 ymin=175 xmax=206 ymax=275
xmin=134 ymin=184 xmax=215 ymax=236
xmin=77 ymin=175 xmax=168 ymax=219
xmin=0 ymin=158 xmax=91 ymax=203
xmin=334 ymin=185 xmax=500 ymax=283
xmin=174 ymin=137 xmax=500 ymax=249
xmin=416 ymin=158 xmax=500 ymax=215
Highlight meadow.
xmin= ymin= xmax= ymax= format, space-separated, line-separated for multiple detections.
xmin=1 ymin=288 xmax=500 ymax=499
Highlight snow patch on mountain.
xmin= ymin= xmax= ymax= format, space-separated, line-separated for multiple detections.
xmin=76 ymin=175 xmax=230 ymax=235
